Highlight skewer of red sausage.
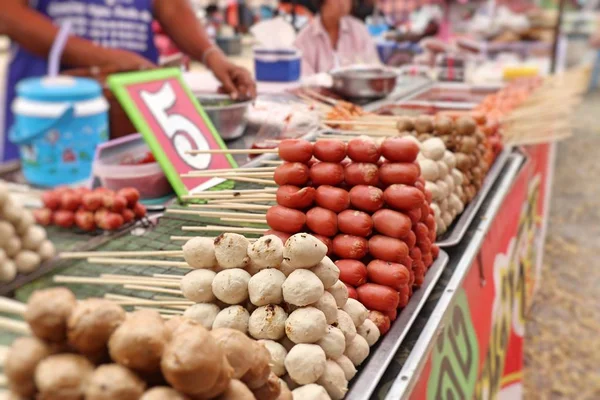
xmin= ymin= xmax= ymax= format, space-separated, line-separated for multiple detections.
xmin=337 ymin=210 xmax=373 ymax=237
xmin=278 ymin=139 xmax=313 ymax=163
xmin=344 ymin=163 xmax=379 ymax=186
xmin=349 ymin=185 xmax=384 ymax=213
xmin=274 ymin=163 xmax=309 ymax=186
xmin=347 ymin=137 xmax=381 ymax=163
xmin=333 ymin=235 xmax=369 ymax=260
xmin=276 ymin=186 xmax=315 ymax=209
xmin=266 ymin=205 xmax=306 ymax=234
xmin=313 ymin=139 xmax=347 ymax=163
xmin=306 ymin=207 xmax=338 ymax=237
xmin=310 ymin=162 xmax=345 ymax=186
xmin=315 ymin=186 xmax=350 ymax=213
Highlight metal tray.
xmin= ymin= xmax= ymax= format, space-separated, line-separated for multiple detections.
xmin=345 ymin=250 xmax=449 ymax=400
xmin=436 ymin=148 xmax=512 ymax=248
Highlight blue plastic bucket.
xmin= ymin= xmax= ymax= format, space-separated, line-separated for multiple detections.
xmin=254 ymin=47 xmax=301 ymax=82
xmin=10 ymin=76 xmax=109 ymax=187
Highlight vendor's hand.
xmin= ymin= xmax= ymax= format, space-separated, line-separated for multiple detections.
xmin=206 ymin=51 xmax=256 ymax=100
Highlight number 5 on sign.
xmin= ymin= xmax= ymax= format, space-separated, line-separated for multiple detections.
xmin=108 ymin=68 xmax=237 ymax=199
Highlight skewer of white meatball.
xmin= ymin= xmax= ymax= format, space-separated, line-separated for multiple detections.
xmin=176 ymin=232 xmax=382 ymax=399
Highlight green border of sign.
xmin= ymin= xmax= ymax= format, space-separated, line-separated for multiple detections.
xmin=107 ymin=68 xmax=238 ymax=198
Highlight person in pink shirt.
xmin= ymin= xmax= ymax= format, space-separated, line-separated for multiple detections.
xmin=294 ymin=0 xmax=380 ymax=75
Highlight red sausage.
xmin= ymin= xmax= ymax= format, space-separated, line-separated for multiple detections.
xmin=266 ymin=206 xmax=306 ymax=234
xmin=420 ymin=203 xmax=430 ymax=221
xmin=398 ymin=286 xmax=410 ymax=308
xmin=368 ymin=235 xmax=409 ymax=263
xmin=422 ymin=251 xmax=433 ymax=267
xmin=315 ymin=186 xmax=350 ymax=213
xmin=418 ymin=237 xmax=432 ymax=254
xmin=368 ymin=311 xmax=391 ymax=335
xmin=405 ymin=231 xmax=417 ymax=249
xmin=425 ymin=215 xmax=436 ymax=232
xmin=344 ymin=163 xmax=379 ymax=186
xmin=347 ymin=137 xmax=381 ymax=163
xmin=335 ymin=260 xmax=368 ymax=286
xmin=333 ymin=235 xmax=369 ymax=260
xmin=313 ymin=139 xmax=347 ymax=162
xmin=379 ymin=163 xmax=420 ymax=186
xmin=429 ymin=226 xmax=436 ymax=242
xmin=410 ymin=247 xmax=422 ymax=264
xmin=431 ymin=244 xmax=440 ymax=259
xmin=381 ymin=137 xmax=420 ymax=162
xmin=346 ymin=284 xmax=358 ymax=300
xmin=265 ymin=230 xmax=292 ymax=244
xmin=384 ymin=185 xmax=425 ymax=211
xmin=372 ymin=209 xmax=411 ymax=239
xmin=384 ymin=308 xmax=398 ymax=322
xmin=414 ymin=223 xmax=430 ymax=243
xmin=310 ymin=162 xmax=345 ymax=186
xmin=306 ymin=207 xmax=338 ymax=237
xmin=367 ymin=260 xmax=410 ymax=290
xmin=274 ymin=163 xmax=310 ymax=186
xmin=276 ymin=186 xmax=316 ymax=209
xmin=314 ymin=234 xmax=334 ymax=256
xmin=349 ymin=185 xmax=384 ymax=213
xmin=407 ymin=208 xmax=422 ymax=225
xmin=357 ymin=284 xmax=400 ymax=312
xmin=337 ymin=210 xmax=373 ymax=237
xmin=278 ymin=139 xmax=313 ymax=163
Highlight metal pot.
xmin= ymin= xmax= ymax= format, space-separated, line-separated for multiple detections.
xmin=330 ymin=67 xmax=398 ymax=99
xmin=197 ymin=94 xmax=251 ymax=141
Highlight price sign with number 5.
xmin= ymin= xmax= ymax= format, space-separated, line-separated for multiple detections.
xmin=108 ymin=68 xmax=237 ymax=199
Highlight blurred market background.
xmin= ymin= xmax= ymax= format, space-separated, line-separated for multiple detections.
xmin=0 ymin=0 xmax=599 ymax=398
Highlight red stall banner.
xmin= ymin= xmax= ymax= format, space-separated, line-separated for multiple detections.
xmin=408 ymin=143 xmax=554 ymax=399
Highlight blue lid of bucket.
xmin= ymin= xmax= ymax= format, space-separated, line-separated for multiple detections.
xmin=16 ymin=76 xmax=102 ymax=102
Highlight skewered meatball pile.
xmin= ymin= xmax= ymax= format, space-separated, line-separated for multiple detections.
xmin=177 ymin=232 xmax=383 ymax=399
xmin=5 ymin=287 xmax=277 ymax=400
xmin=0 ymin=182 xmax=55 ymax=283
xmin=264 ymin=138 xmax=440 ymax=329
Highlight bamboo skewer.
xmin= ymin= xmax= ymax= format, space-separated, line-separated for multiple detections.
xmin=260 ymin=160 xmax=283 ymax=165
xmin=0 ymin=345 xmax=9 ymax=365
xmin=123 ymin=285 xmax=183 ymax=295
xmin=189 ymin=167 xmax=276 ymax=174
xmin=324 ymin=119 xmax=397 ymax=127
xmin=207 ymin=198 xmax=275 ymax=204
xmin=183 ymin=171 xmax=275 ymax=178
xmin=60 ymin=250 xmax=184 ymax=259
xmin=189 ymin=203 xmax=271 ymax=211
xmin=0 ymin=317 xmax=30 ymax=335
xmin=177 ymin=192 xmax=276 ymax=200
xmin=87 ymin=257 xmax=191 ymax=269
xmin=186 ymin=188 xmax=276 ymax=196
xmin=0 ymin=297 xmax=27 ymax=316
xmin=166 ymin=210 xmax=266 ymax=219
xmin=182 ymin=226 xmax=268 ymax=234
xmin=135 ymin=307 xmax=184 ymax=314
xmin=212 ymin=176 xmax=277 ymax=185
xmin=101 ymin=274 xmax=181 ymax=282
xmin=153 ymin=274 xmax=183 ymax=280
xmin=220 ymin=218 xmax=267 ymax=224
xmin=53 ymin=276 xmax=182 ymax=288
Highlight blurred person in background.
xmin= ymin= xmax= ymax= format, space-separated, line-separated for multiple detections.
xmin=294 ymin=0 xmax=380 ymax=75
xmin=0 ymin=0 xmax=256 ymax=157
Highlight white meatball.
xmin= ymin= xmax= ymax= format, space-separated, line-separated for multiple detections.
xmin=442 ymin=212 xmax=453 ymax=228
xmin=3 ymin=201 xmax=25 ymax=225
xmin=258 ymin=340 xmax=288 ymax=377
xmin=248 ymin=305 xmax=288 ymax=340
xmin=292 ymin=384 xmax=331 ymax=400
xmin=16 ymin=212 xmax=35 ymax=236
xmin=182 ymin=237 xmax=217 ymax=269
xmin=310 ymin=292 xmax=337 ymax=325
xmin=214 ymin=233 xmax=250 ymax=269
xmin=248 ymin=268 xmax=286 ymax=306
xmin=437 ymin=161 xmax=449 ymax=179
xmin=183 ymin=303 xmax=220 ymax=329
xmin=357 ymin=319 xmax=380 ymax=347
xmin=0 ymin=221 xmax=15 ymax=247
xmin=443 ymin=150 xmax=457 ymax=169
xmin=344 ymin=334 xmax=370 ymax=367
xmin=283 ymin=234 xmax=327 ymax=269
xmin=22 ymin=225 xmax=46 ymax=251
xmin=439 ymin=197 xmax=449 ymax=213
xmin=0 ymin=261 xmax=17 ymax=282
xmin=436 ymin=218 xmax=447 ymax=236
xmin=452 ymin=169 xmax=464 ymax=186
xmin=421 ymin=138 xmax=445 ymax=161
xmin=285 ymin=307 xmax=327 ymax=344
xmin=334 ymin=356 xmax=356 ymax=381
xmin=317 ymin=326 xmax=345 ymax=360
xmin=212 ymin=305 xmax=250 ymax=332
xmin=430 ymin=203 xmax=441 ymax=218
xmin=14 ymin=250 xmax=41 ymax=274
xmin=248 ymin=235 xmax=284 ymax=270
xmin=425 ymin=181 xmax=442 ymax=201
xmin=282 ymin=270 xmax=324 ymax=307
xmin=326 ymin=281 xmax=348 ymax=309
xmin=419 ymin=159 xmax=439 ymax=181
xmin=335 ymin=310 xmax=356 ymax=343
xmin=180 ymin=269 xmax=216 ymax=303
xmin=448 ymin=193 xmax=464 ymax=214
xmin=212 ymin=268 xmax=251 ymax=305
xmin=436 ymin=180 xmax=449 ymax=200
xmin=284 ymin=344 xmax=326 ymax=385
xmin=342 ymin=299 xmax=368 ymax=328
xmin=310 ymin=257 xmax=339 ymax=289
xmin=444 ymin=174 xmax=455 ymax=193
xmin=317 ymin=360 xmax=348 ymax=400
xmin=4 ymin=237 xmax=21 ymax=258
xmin=37 ymin=240 xmax=56 ymax=261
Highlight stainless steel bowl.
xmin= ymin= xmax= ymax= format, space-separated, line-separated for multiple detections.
xmin=330 ymin=67 xmax=398 ymax=99
xmin=197 ymin=94 xmax=252 ymax=141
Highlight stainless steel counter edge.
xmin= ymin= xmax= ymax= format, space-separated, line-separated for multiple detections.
xmin=385 ymin=152 xmax=526 ymax=399
xmin=345 ymin=250 xmax=449 ymax=400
